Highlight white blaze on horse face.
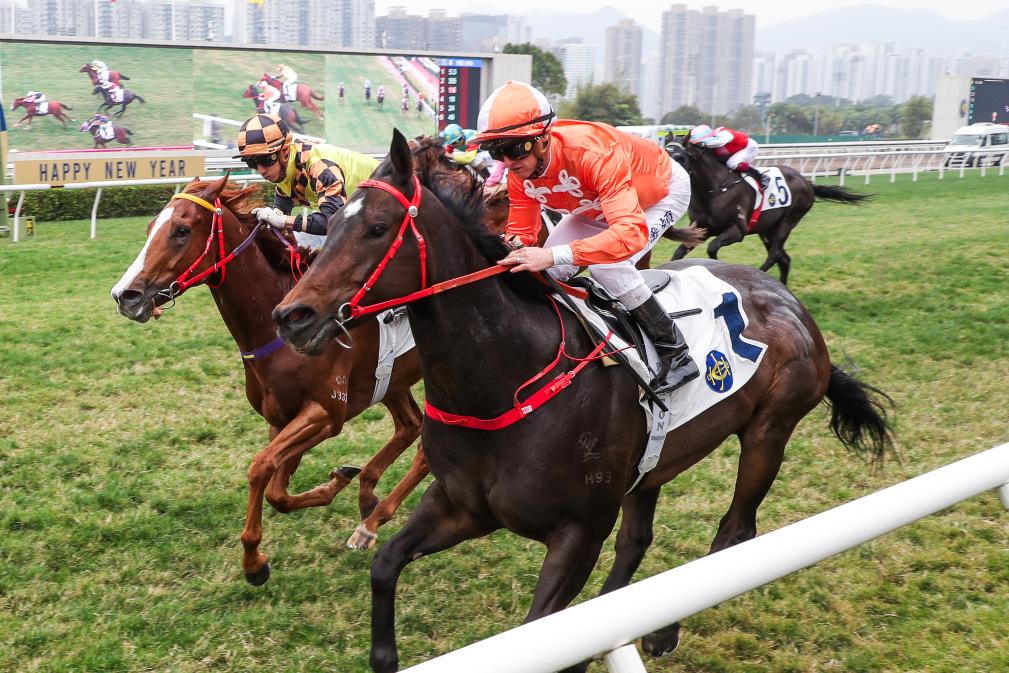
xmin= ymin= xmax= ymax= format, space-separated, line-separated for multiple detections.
xmin=111 ymin=206 xmax=175 ymax=300
xmin=342 ymin=198 xmax=364 ymax=220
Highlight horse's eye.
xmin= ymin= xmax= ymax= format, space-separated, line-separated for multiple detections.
xmin=173 ymin=225 xmax=191 ymax=238
xmin=367 ymin=224 xmax=388 ymax=238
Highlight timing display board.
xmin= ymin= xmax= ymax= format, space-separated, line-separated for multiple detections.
xmin=968 ymin=78 xmax=1009 ymax=125
xmin=437 ymin=58 xmax=483 ymax=132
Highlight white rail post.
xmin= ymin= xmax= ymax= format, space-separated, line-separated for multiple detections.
xmin=12 ymin=190 xmax=25 ymax=243
xmin=91 ymin=188 xmax=103 ymax=239
xmin=605 ymin=644 xmax=648 ymax=673
xmin=998 ymin=482 xmax=1009 ymax=511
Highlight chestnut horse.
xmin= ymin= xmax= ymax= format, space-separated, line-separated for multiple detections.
xmin=80 ymin=64 xmax=129 ymax=86
xmin=10 ymin=97 xmax=74 ymax=129
xmin=80 ymin=117 xmax=133 ymax=148
xmin=261 ymin=73 xmax=325 ymax=120
xmin=666 ymin=142 xmax=871 ymax=284
xmin=273 ymin=130 xmax=894 ymax=672
xmin=111 ymin=176 xmax=429 ymax=586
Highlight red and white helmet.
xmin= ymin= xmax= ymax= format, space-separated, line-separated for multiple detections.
xmin=474 ymin=81 xmax=555 ymax=144
xmin=689 ymin=125 xmax=715 ymax=143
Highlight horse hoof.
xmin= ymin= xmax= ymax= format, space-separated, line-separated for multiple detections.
xmin=347 ymin=524 xmax=378 ymax=550
xmin=332 ymin=465 xmax=361 ymax=481
xmin=244 ymin=562 xmax=271 ymax=586
xmin=642 ymin=622 xmax=681 ymax=657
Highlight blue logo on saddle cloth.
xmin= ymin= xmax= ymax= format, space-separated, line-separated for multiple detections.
xmin=704 ymin=350 xmax=733 ymax=393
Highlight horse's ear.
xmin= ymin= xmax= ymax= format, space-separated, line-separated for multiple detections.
xmin=388 ymin=128 xmax=413 ymax=182
xmin=203 ymin=170 xmax=232 ymax=199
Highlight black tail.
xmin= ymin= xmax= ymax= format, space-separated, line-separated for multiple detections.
xmin=824 ymin=363 xmax=894 ymax=463
xmin=812 ymin=184 xmax=874 ymax=204
xmin=136 ymin=95 xmax=146 ymax=104
xmin=124 ymin=127 xmax=134 ymax=135
xmin=120 ymin=74 xmax=130 ymax=81
xmin=64 ymin=103 xmax=73 ymax=110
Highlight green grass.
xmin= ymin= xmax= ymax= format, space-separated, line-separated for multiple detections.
xmin=192 ymin=49 xmax=326 ymax=147
xmin=1 ymin=172 xmax=1009 ymax=672
xmin=2 ymin=43 xmax=193 ymax=150
xmin=324 ymin=54 xmax=438 ymax=153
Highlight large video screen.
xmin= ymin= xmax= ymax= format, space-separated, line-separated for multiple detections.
xmin=968 ymin=78 xmax=1009 ymax=125
xmin=1 ymin=41 xmax=484 ymax=155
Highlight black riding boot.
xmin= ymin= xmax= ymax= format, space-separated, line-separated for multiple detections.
xmin=630 ymin=295 xmax=700 ymax=394
xmin=744 ymin=166 xmax=769 ymax=189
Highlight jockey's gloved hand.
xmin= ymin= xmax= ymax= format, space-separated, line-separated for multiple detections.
xmin=252 ymin=207 xmax=287 ymax=230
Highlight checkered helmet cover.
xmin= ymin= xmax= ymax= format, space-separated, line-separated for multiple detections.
xmin=236 ymin=113 xmax=292 ymax=157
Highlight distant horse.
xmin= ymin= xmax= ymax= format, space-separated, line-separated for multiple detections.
xmin=273 ymin=129 xmax=894 ymax=672
xmin=110 ymin=176 xmax=430 ymax=585
xmin=666 ymin=142 xmax=871 ymax=284
xmin=261 ymin=73 xmax=324 ymax=120
xmin=80 ymin=118 xmax=133 ymax=148
xmin=92 ymin=85 xmax=145 ymax=117
xmin=79 ymin=64 xmax=129 ymax=86
xmin=243 ymin=84 xmax=308 ymax=134
xmin=10 ymin=97 xmax=74 ymax=129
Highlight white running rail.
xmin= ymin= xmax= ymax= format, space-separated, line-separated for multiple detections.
xmin=400 ymin=443 xmax=1009 ymax=673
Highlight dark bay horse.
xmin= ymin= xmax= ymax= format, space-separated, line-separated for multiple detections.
xmin=262 ymin=73 xmax=325 ymax=120
xmin=666 ymin=142 xmax=871 ymax=284
xmin=243 ymin=84 xmax=308 ymax=133
xmin=93 ymin=85 xmax=145 ymax=117
xmin=80 ymin=118 xmax=133 ymax=148
xmin=10 ymin=97 xmax=74 ymax=129
xmin=80 ymin=64 xmax=129 ymax=86
xmin=272 ymin=130 xmax=894 ymax=672
xmin=111 ymin=176 xmax=430 ymax=585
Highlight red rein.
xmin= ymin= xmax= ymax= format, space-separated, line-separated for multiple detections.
xmin=352 ymin=177 xmax=618 ymax=431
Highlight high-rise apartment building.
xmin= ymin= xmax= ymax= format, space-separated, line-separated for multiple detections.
xmin=658 ymin=4 xmax=754 ymax=116
xmin=604 ymin=19 xmax=642 ymax=101
xmin=560 ymin=40 xmax=597 ymax=99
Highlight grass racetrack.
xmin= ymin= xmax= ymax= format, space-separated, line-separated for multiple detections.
xmin=1 ymin=172 xmax=1008 ymax=672
xmin=2 ymin=43 xmax=193 ymax=151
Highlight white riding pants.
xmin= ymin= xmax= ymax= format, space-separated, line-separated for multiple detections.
xmin=725 ymin=138 xmax=758 ymax=170
xmin=545 ymin=155 xmax=691 ymax=307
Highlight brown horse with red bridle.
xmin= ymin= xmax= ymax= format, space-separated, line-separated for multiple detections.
xmin=79 ymin=64 xmax=129 ymax=86
xmin=111 ymin=176 xmax=429 ymax=585
xmin=11 ymin=97 xmax=74 ymax=129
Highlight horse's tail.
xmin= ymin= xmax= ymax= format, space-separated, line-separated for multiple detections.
xmin=63 ymin=103 xmax=73 ymax=110
xmin=823 ymin=363 xmax=894 ymax=463
xmin=663 ymin=222 xmax=707 ymax=247
xmin=311 ymin=90 xmax=325 ymax=100
xmin=123 ymin=127 xmax=134 ymax=135
xmin=135 ymin=95 xmax=146 ymax=104
xmin=812 ymin=184 xmax=874 ymax=204
xmin=119 ymin=74 xmax=130 ymax=81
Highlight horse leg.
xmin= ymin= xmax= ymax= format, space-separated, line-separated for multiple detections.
xmin=371 ymin=481 xmax=496 ymax=673
xmin=349 ymin=445 xmax=428 ymax=550
xmin=709 ymin=410 xmax=797 ymax=554
xmin=355 ymin=392 xmax=423 ymax=521
xmin=240 ymin=403 xmax=333 ymax=585
xmin=670 ymin=243 xmax=690 ymax=261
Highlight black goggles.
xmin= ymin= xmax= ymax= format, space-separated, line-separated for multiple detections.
xmin=482 ymin=138 xmax=536 ymax=161
xmin=243 ymin=152 xmax=280 ymax=169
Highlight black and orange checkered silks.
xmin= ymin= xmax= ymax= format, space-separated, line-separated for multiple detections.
xmin=280 ymin=141 xmax=347 ymax=208
xmin=236 ymin=114 xmax=291 ymax=155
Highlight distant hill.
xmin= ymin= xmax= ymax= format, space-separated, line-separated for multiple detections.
xmin=756 ymin=5 xmax=1009 ymax=55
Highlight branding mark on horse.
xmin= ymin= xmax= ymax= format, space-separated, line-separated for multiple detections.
xmin=578 ymin=431 xmax=602 ymax=462
xmin=585 ymin=471 xmax=612 ymax=486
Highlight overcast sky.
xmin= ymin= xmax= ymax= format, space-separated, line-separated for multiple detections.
xmin=373 ymin=0 xmax=1004 ymax=28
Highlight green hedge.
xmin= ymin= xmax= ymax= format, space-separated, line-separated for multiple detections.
xmin=10 ymin=183 xmax=274 ymax=222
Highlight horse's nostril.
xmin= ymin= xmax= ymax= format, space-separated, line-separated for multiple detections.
xmin=273 ymin=304 xmax=315 ymax=328
xmin=117 ymin=289 xmax=143 ymax=306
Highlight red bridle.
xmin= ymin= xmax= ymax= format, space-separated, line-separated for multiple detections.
xmin=339 ymin=175 xmax=508 ymax=320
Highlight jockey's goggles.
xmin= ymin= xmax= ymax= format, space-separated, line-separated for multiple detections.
xmin=482 ymin=137 xmax=537 ymax=162
xmin=243 ymin=152 xmax=280 ymax=169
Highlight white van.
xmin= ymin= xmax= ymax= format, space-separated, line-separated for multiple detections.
xmin=943 ymin=122 xmax=1009 ymax=168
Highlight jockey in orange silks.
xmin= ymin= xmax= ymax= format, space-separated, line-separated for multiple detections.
xmin=475 ymin=81 xmax=699 ymax=393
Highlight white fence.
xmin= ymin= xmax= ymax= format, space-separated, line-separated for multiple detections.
xmin=400 ymin=443 xmax=1009 ymax=673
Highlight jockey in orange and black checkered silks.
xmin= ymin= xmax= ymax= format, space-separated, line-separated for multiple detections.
xmin=234 ymin=113 xmax=379 ymax=236
xmin=475 ymin=81 xmax=700 ymax=394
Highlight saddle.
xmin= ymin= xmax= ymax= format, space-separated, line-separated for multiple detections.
xmin=565 ymin=270 xmax=672 ymax=360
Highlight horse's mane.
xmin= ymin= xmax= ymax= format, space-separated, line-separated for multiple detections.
xmin=184 ymin=179 xmax=320 ymax=281
xmin=406 ymin=136 xmax=549 ymax=301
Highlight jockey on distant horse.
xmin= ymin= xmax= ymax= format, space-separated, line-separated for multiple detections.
xmin=23 ymin=90 xmax=48 ymax=113
xmin=688 ymin=124 xmax=770 ymax=189
xmin=476 ymin=81 xmax=699 ymax=393
xmin=100 ymin=80 xmax=125 ymax=104
xmin=235 ymin=113 xmax=378 ymax=242
xmin=439 ymin=123 xmax=497 ymax=180
xmin=276 ymin=63 xmax=298 ymax=101
xmin=255 ymin=80 xmax=282 ymax=115
xmin=90 ymin=59 xmax=110 ymax=85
